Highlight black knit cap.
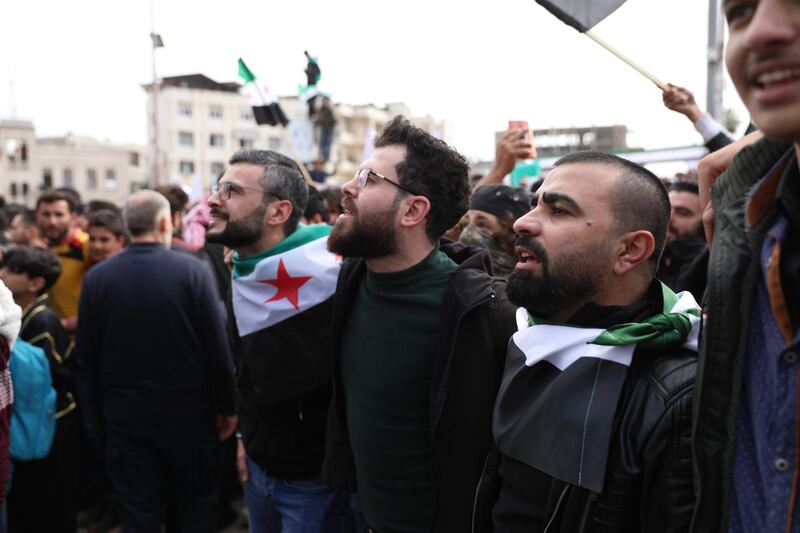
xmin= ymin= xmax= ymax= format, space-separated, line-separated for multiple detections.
xmin=469 ymin=184 xmax=532 ymax=222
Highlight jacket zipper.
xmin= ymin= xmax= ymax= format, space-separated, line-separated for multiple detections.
xmin=542 ymin=484 xmax=569 ymax=533
xmin=298 ymin=395 xmax=303 ymax=421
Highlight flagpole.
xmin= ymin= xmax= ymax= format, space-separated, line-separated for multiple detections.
xmin=249 ymin=81 xmax=315 ymax=186
xmin=583 ymin=31 xmax=667 ymax=91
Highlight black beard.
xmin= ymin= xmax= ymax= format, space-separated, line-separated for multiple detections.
xmin=506 ymin=236 xmax=605 ymax=319
xmin=205 ymin=203 xmax=266 ymax=249
xmin=327 ymin=207 xmax=399 ymax=259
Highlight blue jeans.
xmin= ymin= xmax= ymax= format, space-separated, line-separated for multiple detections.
xmin=245 ymin=458 xmax=339 ymax=533
xmin=318 ymin=127 xmax=334 ymax=162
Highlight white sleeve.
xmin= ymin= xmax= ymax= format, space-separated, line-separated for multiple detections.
xmin=693 ymin=113 xmax=727 ymax=143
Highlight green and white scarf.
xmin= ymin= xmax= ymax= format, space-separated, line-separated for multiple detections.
xmin=493 ymin=283 xmax=700 ymax=493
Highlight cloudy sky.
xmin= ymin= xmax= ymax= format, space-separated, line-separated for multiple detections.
xmin=0 ymin=0 xmax=743 ymax=161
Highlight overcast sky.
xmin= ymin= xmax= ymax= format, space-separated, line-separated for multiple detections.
xmin=0 ymin=0 xmax=744 ymax=161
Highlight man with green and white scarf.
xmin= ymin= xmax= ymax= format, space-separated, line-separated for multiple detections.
xmin=206 ymin=150 xmax=342 ymax=532
xmin=474 ymin=152 xmax=698 ymax=533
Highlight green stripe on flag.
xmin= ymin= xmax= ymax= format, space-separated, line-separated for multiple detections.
xmin=238 ymin=58 xmax=256 ymax=84
xmin=232 ymin=223 xmax=333 ymax=278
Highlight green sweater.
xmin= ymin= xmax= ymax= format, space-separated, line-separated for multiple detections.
xmin=340 ymin=246 xmax=457 ymax=533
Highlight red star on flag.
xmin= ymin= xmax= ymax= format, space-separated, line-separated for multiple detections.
xmin=258 ymin=259 xmax=313 ymax=310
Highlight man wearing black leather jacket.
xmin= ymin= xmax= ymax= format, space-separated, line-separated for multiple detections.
xmin=475 ymin=152 xmax=698 ymax=533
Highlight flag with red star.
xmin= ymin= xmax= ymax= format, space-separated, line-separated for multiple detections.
xmin=231 ymin=225 xmax=340 ymax=336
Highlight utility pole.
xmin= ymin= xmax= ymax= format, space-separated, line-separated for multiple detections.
xmin=706 ymin=0 xmax=725 ymax=123
xmin=149 ymin=0 xmax=164 ymax=187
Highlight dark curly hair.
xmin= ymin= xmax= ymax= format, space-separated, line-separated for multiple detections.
xmin=374 ymin=116 xmax=470 ymax=242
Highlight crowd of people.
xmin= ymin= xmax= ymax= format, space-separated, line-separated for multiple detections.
xmin=0 ymin=1 xmax=797 ymax=532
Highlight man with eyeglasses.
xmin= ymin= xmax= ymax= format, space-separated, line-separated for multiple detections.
xmin=206 ymin=150 xmax=342 ymax=532
xmin=323 ymin=116 xmax=517 ymax=532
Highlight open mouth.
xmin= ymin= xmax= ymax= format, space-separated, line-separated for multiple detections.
xmin=515 ymin=246 xmax=541 ymax=264
xmin=338 ymin=201 xmax=357 ymax=220
xmin=755 ymin=67 xmax=800 ymax=89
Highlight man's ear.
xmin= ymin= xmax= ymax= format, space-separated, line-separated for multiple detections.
xmin=266 ymin=200 xmax=293 ymax=228
xmin=613 ymin=230 xmax=655 ymax=275
xmin=158 ymin=214 xmax=171 ymax=234
xmin=29 ymin=275 xmax=46 ymax=295
xmin=398 ymin=196 xmax=431 ymax=229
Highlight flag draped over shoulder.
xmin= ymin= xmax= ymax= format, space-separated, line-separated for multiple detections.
xmin=493 ymin=284 xmax=700 ymax=493
xmin=534 ymin=0 xmax=628 ymax=32
xmin=231 ymin=224 xmax=340 ymax=337
xmin=238 ymin=58 xmax=289 ymax=127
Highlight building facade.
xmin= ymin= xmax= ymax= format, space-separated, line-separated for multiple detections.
xmin=0 ymin=120 xmax=147 ymax=207
xmin=144 ymin=74 xmax=450 ymax=188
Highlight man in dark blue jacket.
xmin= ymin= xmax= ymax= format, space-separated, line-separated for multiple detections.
xmin=74 ymin=190 xmax=236 ymax=533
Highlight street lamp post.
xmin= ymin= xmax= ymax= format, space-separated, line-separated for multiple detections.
xmin=149 ymin=0 xmax=164 ymax=187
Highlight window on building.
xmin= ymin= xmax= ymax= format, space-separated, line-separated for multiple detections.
xmin=105 ymin=169 xmax=118 ymax=190
xmin=268 ymin=137 xmax=281 ymax=151
xmin=178 ymin=132 xmax=194 ymax=146
xmin=209 ymin=134 xmax=225 ymax=147
xmin=63 ymin=168 xmax=73 ymax=187
xmin=43 ymin=168 xmax=53 ymax=189
xmin=209 ymin=107 xmax=224 ymax=119
xmin=129 ymin=152 xmax=140 ymax=166
xmin=240 ymin=109 xmax=253 ymax=122
xmin=178 ymin=104 xmax=192 ymax=117
xmin=10 ymin=183 xmax=17 ymax=197
xmin=238 ymin=137 xmax=255 ymax=149
xmin=22 ymin=183 xmax=29 ymax=196
xmin=179 ymin=161 xmax=195 ymax=174
xmin=87 ymin=169 xmax=98 ymax=190
xmin=210 ymin=162 xmax=225 ymax=177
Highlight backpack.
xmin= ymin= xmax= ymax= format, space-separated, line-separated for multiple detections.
xmin=9 ymin=339 xmax=56 ymax=461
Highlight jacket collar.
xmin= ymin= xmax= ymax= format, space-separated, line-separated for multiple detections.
xmin=747 ymin=149 xmax=796 ymax=226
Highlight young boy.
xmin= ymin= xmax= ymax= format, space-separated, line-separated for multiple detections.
xmin=0 ymin=246 xmax=78 ymax=532
xmin=87 ymin=209 xmax=126 ymax=265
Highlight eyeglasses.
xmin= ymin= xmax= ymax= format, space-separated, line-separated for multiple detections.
xmin=211 ymin=181 xmax=282 ymax=201
xmin=354 ymin=168 xmax=421 ymax=196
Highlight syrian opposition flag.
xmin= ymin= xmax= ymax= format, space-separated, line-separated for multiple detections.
xmin=493 ymin=284 xmax=699 ymax=493
xmin=534 ymin=0 xmax=627 ymax=32
xmin=231 ymin=224 xmax=340 ymax=337
xmin=238 ymin=58 xmax=289 ymax=127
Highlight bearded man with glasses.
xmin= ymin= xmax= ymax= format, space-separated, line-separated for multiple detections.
xmin=323 ymin=116 xmax=517 ymax=533
xmin=206 ymin=150 xmax=343 ymax=532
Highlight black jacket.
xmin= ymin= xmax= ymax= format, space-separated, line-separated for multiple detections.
xmin=231 ymin=291 xmax=334 ymax=480
xmin=322 ymin=242 xmax=517 ymax=532
xmin=19 ymin=294 xmax=75 ymax=417
xmin=705 ymin=132 xmax=734 ymax=154
xmin=475 ymin=347 xmax=696 ymax=533
xmin=474 ymin=280 xmax=697 ymax=533
xmin=690 ymin=137 xmax=793 ymax=533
